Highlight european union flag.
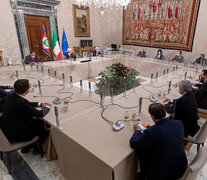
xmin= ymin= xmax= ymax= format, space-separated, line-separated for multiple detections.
xmin=62 ymin=28 xmax=69 ymax=56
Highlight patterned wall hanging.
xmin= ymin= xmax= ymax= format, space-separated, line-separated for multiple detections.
xmin=122 ymin=0 xmax=201 ymax=51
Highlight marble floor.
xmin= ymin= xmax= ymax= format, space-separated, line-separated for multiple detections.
xmin=0 ymin=140 xmax=206 ymax=180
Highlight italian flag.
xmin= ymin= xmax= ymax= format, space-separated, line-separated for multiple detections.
xmin=52 ymin=30 xmax=62 ymax=60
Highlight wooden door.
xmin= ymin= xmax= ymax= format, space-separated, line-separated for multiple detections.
xmin=24 ymin=14 xmax=53 ymax=61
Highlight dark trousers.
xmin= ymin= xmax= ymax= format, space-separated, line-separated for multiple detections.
xmin=32 ymin=119 xmax=50 ymax=144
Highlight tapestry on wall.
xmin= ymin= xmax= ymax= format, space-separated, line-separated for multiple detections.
xmin=122 ymin=0 xmax=200 ymax=51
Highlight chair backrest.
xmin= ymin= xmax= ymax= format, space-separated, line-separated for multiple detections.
xmin=195 ymin=120 xmax=207 ymax=144
xmin=179 ymin=146 xmax=207 ymax=180
xmin=0 ymin=129 xmax=13 ymax=151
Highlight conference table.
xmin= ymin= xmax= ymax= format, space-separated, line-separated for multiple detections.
xmin=0 ymin=55 xmax=201 ymax=180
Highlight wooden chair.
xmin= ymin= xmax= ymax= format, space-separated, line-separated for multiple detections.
xmin=0 ymin=129 xmax=43 ymax=174
xmin=198 ymin=108 xmax=207 ymax=119
xmin=178 ymin=146 xmax=207 ymax=180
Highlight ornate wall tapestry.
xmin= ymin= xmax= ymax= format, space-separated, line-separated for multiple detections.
xmin=122 ymin=0 xmax=200 ymax=51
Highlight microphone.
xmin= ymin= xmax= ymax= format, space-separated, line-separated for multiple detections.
xmin=41 ymin=65 xmax=44 ymax=73
xmin=16 ymin=70 xmax=19 ymax=79
xmin=54 ymin=106 xmax=63 ymax=130
xmin=70 ymin=76 xmax=73 ymax=88
xmin=184 ymin=72 xmax=187 ymax=80
xmin=138 ymin=97 xmax=143 ymax=114
xmin=156 ymin=72 xmax=158 ymax=79
xmin=62 ymin=73 xmax=65 ymax=85
xmin=168 ymin=81 xmax=172 ymax=94
xmin=151 ymin=73 xmax=153 ymax=81
xmin=88 ymin=82 xmax=92 ymax=96
xmin=54 ymin=70 xmax=56 ymax=77
xmin=110 ymin=88 xmax=114 ymax=103
xmin=100 ymin=92 xmax=104 ymax=108
xmin=36 ymin=64 xmax=38 ymax=70
xmin=80 ymin=80 xmax=83 ymax=93
xmin=163 ymin=69 xmax=166 ymax=77
xmin=48 ymin=69 xmax=50 ymax=75
xmin=38 ymin=80 xmax=42 ymax=95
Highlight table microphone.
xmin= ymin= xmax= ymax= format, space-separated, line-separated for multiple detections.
xmin=54 ymin=106 xmax=63 ymax=130
xmin=38 ymin=80 xmax=42 ymax=95
xmin=100 ymin=92 xmax=104 ymax=108
xmin=156 ymin=72 xmax=158 ymax=79
xmin=88 ymin=82 xmax=92 ymax=96
xmin=184 ymin=72 xmax=187 ymax=80
xmin=54 ymin=70 xmax=56 ymax=77
xmin=151 ymin=73 xmax=153 ymax=81
xmin=41 ymin=65 xmax=44 ymax=73
xmin=48 ymin=69 xmax=50 ymax=75
xmin=80 ymin=80 xmax=83 ymax=93
xmin=70 ymin=76 xmax=73 ymax=88
xmin=16 ymin=70 xmax=19 ymax=79
xmin=138 ymin=97 xmax=142 ymax=114
xmin=168 ymin=81 xmax=171 ymax=94
xmin=36 ymin=64 xmax=38 ymax=70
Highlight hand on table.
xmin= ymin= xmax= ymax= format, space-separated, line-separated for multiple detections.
xmin=163 ymin=98 xmax=171 ymax=103
xmin=42 ymin=102 xmax=52 ymax=108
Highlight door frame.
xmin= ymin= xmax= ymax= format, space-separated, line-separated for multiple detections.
xmin=10 ymin=0 xmax=60 ymax=63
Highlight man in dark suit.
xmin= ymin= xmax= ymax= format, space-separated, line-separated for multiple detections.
xmin=172 ymin=50 xmax=184 ymax=63
xmin=164 ymin=80 xmax=200 ymax=137
xmin=193 ymin=54 xmax=207 ymax=66
xmin=194 ymin=69 xmax=207 ymax=109
xmin=0 ymin=79 xmax=51 ymax=153
xmin=92 ymin=47 xmax=102 ymax=57
xmin=0 ymin=85 xmax=14 ymax=113
xmin=130 ymin=103 xmax=187 ymax=180
xmin=65 ymin=48 xmax=76 ymax=60
xmin=25 ymin=51 xmax=41 ymax=65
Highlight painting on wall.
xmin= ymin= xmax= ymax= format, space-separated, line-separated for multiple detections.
xmin=73 ymin=4 xmax=90 ymax=37
xmin=123 ymin=0 xmax=201 ymax=51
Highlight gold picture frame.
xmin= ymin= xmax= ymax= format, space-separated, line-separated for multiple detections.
xmin=73 ymin=4 xmax=90 ymax=37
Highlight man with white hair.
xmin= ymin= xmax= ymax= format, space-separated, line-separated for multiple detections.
xmin=164 ymin=80 xmax=200 ymax=137
xmin=93 ymin=47 xmax=102 ymax=57
xmin=65 ymin=48 xmax=76 ymax=60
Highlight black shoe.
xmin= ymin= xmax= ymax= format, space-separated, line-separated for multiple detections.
xmin=21 ymin=146 xmax=31 ymax=153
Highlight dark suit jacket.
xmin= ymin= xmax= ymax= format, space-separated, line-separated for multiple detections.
xmin=0 ymin=93 xmax=50 ymax=143
xmin=0 ymin=86 xmax=13 ymax=113
xmin=130 ymin=118 xmax=187 ymax=180
xmin=172 ymin=55 xmax=184 ymax=63
xmin=92 ymin=50 xmax=102 ymax=56
xmin=194 ymin=80 xmax=207 ymax=109
xmin=65 ymin=52 xmax=76 ymax=60
xmin=193 ymin=57 xmax=207 ymax=66
xmin=174 ymin=92 xmax=200 ymax=137
xmin=25 ymin=55 xmax=41 ymax=64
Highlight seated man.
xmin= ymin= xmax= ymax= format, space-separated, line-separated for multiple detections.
xmin=0 ymin=79 xmax=51 ymax=153
xmin=65 ymin=48 xmax=76 ymax=60
xmin=172 ymin=50 xmax=184 ymax=63
xmin=193 ymin=54 xmax=207 ymax=66
xmin=93 ymin=47 xmax=102 ymax=57
xmin=130 ymin=103 xmax=187 ymax=180
xmin=137 ymin=50 xmax=146 ymax=57
xmin=164 ymin=80 xmax=200 ymax=137
xmin=193 ymin=69 xmax=207 ymax=109
xmin=0 ymin=85 xmax=14 ymax=114
xmin=193 ymin=69 xmax=205 ymax=88
xmin=25 ymin=51 xmax=41 ymax=65
xmin=155 ymin=49 xmax=164 ymax=60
